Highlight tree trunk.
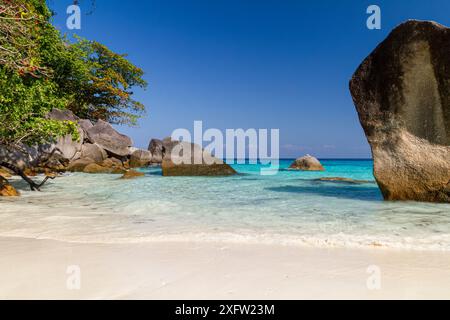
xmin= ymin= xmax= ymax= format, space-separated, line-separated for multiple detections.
xmin=0 ymin=162 xmax=54 ymax=191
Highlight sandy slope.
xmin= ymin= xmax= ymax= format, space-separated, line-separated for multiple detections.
xmin=0 ymin=237 xmax=449 ymax=299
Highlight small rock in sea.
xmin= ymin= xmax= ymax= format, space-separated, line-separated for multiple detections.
xmin=161 ymin=140 xmax=237 ymax=176
xmin=80 ymin=143 xmax=108 ymax=163
xmin=120 ymin=170 xmax=145 ymax=179
xmin=67 ymin=158 xmax=95 ymax=172
xmin=289 ymin=155 xmax=325 ymax=171
xmin=129 ymin=149 xmax=153 ymax=168
xmin=148 ymin=139 xmax=164 ymax=163
xmin=86 ymin=119 xmax=133 ymax=157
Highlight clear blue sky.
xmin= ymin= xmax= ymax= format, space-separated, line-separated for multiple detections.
xmin=48 ymin=0 xmax=450 ymax=158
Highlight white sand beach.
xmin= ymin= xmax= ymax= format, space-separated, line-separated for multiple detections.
xmin=1 ymin=236 xmax=450 ymax=300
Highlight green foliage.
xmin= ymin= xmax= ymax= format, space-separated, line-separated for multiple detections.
xmin=0 ymin=0 xmax=146 ymax=153
xmin=58 ymin=38 xmax=148 ymax=126
xmin=0 ymin=68 xmax=78 ymax=147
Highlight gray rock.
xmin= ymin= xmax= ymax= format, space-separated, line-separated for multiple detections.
xmin=289 ymin=155 xmax=325 ymax=171
xmin=148 ymin=139 xmax=164 ymax=163
xmin=78 ymin=119 xmax=93 ymax=136
xmin=86 ymin=120 xmax=133 ymax=157
xmin=350 ymin=20 xmax=450 ymax=203
xmin=46 ymin=108 xmax=78 ymax=122
xmin=130 ymin=149 xmax=153 ymax=168
xmin=39 ymin=128 xmax=84 ymax=162
xmin=160 ymin=139 xmax=236 ymax=176
xmin=80 ymin=143 xmax=108 ymax=163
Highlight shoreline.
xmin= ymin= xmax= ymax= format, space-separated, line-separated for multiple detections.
xmin=1 ymin=236 xmax=450 ymax=299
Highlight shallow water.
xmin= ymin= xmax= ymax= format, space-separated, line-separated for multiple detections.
xmin=1 ymin=159 xmax=450 ymax=250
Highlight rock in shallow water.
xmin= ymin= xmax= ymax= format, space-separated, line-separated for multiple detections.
xmin=148 ymin=139 xmax=164 ymax=163
xmin=350 ymin=20 xmax=450 ymax=203
xmin=289 ymin=155 xmax=325 ymax=171
xmin=161 ymin=139 xmax=237 ymax=176
xmin=130 ymin=149 xmax=152 ymax=168
xmin=80 ymin=143 xmax=107 ymax=163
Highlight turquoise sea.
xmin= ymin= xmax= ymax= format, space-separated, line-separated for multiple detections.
xmin=1 ymin=159 xmax=450 ymax=250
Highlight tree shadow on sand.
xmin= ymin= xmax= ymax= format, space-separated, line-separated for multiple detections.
xmin=266 ymin=182 xmax=383 ymax=202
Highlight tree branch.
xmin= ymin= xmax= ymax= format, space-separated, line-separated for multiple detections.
xmin=0 ymin=161 xmax=52 ymax=191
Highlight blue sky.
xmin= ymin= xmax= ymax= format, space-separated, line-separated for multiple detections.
xmin=48 ymin=0 xmax=450 ymax=158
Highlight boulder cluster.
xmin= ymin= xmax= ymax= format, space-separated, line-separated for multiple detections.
xmin=1 ymin=109 xmax=236 ymax=196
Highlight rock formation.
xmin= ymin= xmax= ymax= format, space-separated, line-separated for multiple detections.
xmin=148 ymin=139 xmax=164 ymax=163
xmin=350 ymin=20 xmax=450 ymax=203
xmin=130 ymin=149 xmax=153 ymax=168
xmin=160 ymin=138 xmax=237 ymax=176
xmin=86 ymin=120 xmax=133 ymax=157
xmin=289 ymin=155 xmax=325 ymax=171
xmin=80 ymin=143 xmax=108 ymax=163
xmin=43 ymin=109 xmax=84 ymax=162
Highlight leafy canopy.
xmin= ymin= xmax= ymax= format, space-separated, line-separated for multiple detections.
xmin=0 ymin=0 xmax=147 ymax=151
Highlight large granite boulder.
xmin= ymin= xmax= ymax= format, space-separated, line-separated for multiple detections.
xmin=86 ymin=120 xmax=133 ymax=157
xmin=148 ymin=139 xmax=164 ymax=163
xmin=350 ymin=20 xmax=450 ymax=203
xmin=130 ymin=149 xmax=153 ymax=168
xmin=289 ymin=155 xmax=325 ymax=171
xmin=161 ymin=139 xmax=236 ymax=176
xmin=80 ymin=143 xmax=107 ymax=163
xmin=42 ymin=108 xmax=84 ymax=162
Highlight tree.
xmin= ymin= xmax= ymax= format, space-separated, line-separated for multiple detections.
xmin=0 ymin=0 xmax=147 ymax=191
xmin=0 ymin=0 xmax=79 ymax=190
xmin=58 ymin=38 xmax=148 ymax=126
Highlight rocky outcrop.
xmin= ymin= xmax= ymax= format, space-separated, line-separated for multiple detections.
xmin=67 ymin=158 xmax=95 ymax=172
xmin=289 ymin=155 xmax=325 ymax=171
xmin=350 ymin=20 xmax=450 ymax=203
xmin=80 ymin=143 xmax=107 ymax=163
xmin=161 ymin=139 xmax=237 ymax=176
xmin=43 ymin=109 xmax=84 ymax=162
xmin=86 ymin=120 xmax=133 ymax=157
xmin=78 ymin=119 xmax=93 ymax=134
xmin=130 ymin=149 xmax=152 ymax=168
xmin=148 ymin=139 xmax=164 ymax=163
